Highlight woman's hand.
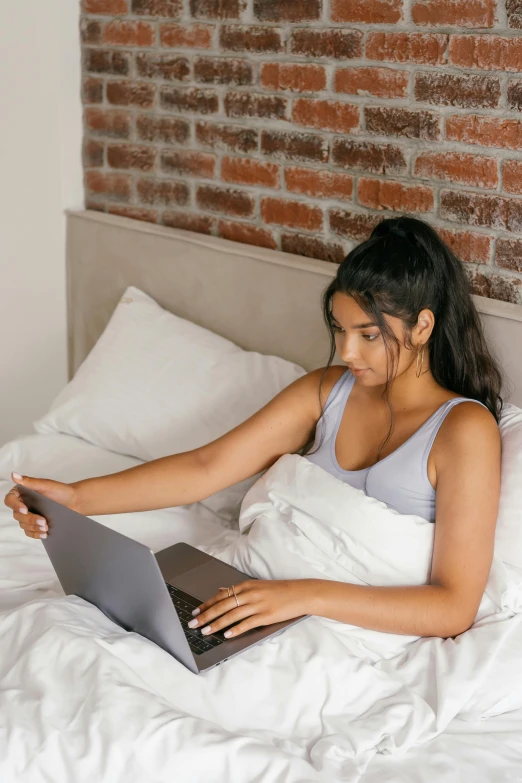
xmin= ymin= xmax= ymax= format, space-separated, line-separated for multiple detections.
xmin=3 ymin=472 xmax=80 ymax=540
xmin=187 ymin=578 xmax=312 ymax=639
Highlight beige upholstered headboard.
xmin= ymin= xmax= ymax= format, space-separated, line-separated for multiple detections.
xmin=66 ymin=210 xmax=522 ymax=408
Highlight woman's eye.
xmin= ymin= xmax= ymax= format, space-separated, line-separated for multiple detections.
xmin=332 ymin=325 xmax=344 ymax=333
xmin=363 ymin=334 xmax=378 ymax=341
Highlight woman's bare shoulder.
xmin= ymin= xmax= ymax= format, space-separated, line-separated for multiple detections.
xmin=306 ymin=364 xmax=348 ymax=420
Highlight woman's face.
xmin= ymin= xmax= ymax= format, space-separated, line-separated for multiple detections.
xmin=330 ymin=292 xmax=417 ymax=386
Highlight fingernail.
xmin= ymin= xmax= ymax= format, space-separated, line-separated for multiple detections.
xmin=40 ymin=533 xmax=47 ymax=539
xmin=201 ymin=626 xmax=211 ymax=635
xmin=188 ymin=619 xmax=198 ymax=628
xmin=37 ymin=520 xmax=46 ymax=529
xmin=224 ymin=630 xmax=232 ymax=638
xmin=12 ymin=472 xmax=22 ymax=481
xmin=20 ymin=508 xmax=28 ymax=515
xmin=191 ymin=608 xmax=200 ymax=616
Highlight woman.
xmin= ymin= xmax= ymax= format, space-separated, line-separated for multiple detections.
xmin=5 ymin=216 xmax=503 ymax=641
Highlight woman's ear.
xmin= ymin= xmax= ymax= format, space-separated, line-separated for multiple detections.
xmin=415 ymin=308 xmax=435 ymax=344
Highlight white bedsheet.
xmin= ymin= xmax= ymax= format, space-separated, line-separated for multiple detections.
xmin=0 ymin=434 xmax=521 ymax=782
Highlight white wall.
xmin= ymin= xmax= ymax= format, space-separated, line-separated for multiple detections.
xmin=0 ymin=0 xmax=84 ymax=447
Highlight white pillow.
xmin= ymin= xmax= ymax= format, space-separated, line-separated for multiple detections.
xmin=496 ymin=402 xmax=522 ymax=570
xmin=34 ymin=286 xmax=307 ymax=524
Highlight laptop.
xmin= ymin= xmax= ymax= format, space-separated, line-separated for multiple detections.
xmin=16 ymin=484 xmax=309 ymax=674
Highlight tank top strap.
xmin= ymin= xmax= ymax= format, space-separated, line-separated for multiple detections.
xmin=420 ymin=396 xmax=489 ymax=469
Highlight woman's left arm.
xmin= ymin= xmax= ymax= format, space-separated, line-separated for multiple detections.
xmin=190 ymin=404 xmax=502 ymax=640
xmin=310 ymin=403 xmax=502 ymax=638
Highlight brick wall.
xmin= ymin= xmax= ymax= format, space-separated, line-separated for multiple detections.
xmin=81 ymin=0 xmax=522 ymax=304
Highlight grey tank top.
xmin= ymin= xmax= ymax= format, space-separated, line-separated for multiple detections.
xmin=304 ymin=370 xmax=487 ymax=522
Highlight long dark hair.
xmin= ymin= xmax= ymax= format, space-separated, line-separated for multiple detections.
xmin=301 ymin=215 xmax=504 ymax=460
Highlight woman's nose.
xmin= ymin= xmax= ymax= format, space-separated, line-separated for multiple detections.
xmin=338 ymin=335 xmax=360 ymax=363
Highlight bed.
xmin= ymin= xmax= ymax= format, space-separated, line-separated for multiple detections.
xmin=1 ymin=209 xmax=521 ymax=782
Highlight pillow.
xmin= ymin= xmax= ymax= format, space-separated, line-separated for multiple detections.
xmin=34 ymin=285 xmax=307 ymax=524
xmin=496 ymin=402 xmax=522 ymax=570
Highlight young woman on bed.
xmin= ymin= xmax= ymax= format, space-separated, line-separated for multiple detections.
xmin=5 ymin=215 xmax=503 ymax=641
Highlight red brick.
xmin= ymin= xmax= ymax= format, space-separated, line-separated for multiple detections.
xmin=414 ymin=71 xmax=501 ymax=108
xmin=218 ymin=220 xmax=277 ymax=249
xmin=261 ymin=63 xmax=326 ymax=93
xmin=440 ymin=190 xmax=522 ymax=233
xmin=449 ymin=35 xmax=522 ymax=71
xmin=136 ymin=114 xmax=190 ymax=144
xmin=194 ymin=57 xmax=252 ymax=85
xmin=132 ymin=0 xmax=182 ymax=16
xmin=107 ymin=143 xmax=156 ymax=170
xmin=289 ymin=28 xmax=362 ymax=60
xmin=160 ymin=149 xmax=216 ymax=177
xmin=85 ymin=170 xmax=132 ymax=201
xmin=366 ymin=32 xmax=447 ymax=65
xmin=195 ymin=121 xmax=258 ymax=152
xmin=437 ymin=228 xmax=492 ymax=263
xmin=106 ymin=81 xmax=155 ymax=107
xmin=162 ymin=211 xmax=215 ymax=233
xmin=503 ymin=160 xmax=522 ymax=194
xmin=85 ymin=49 xmax=130 ymax=75
xmin=190 ymin=0 xmax=245 ymax=18
xmin=83 ymin=77 xmax=103 ymax=104
xmin=414 ymin=151 xmax=498 ymax=188
xmin=81 ymin=19 xmax=102 ymax=45
xmin=446 ymin=115 xmax=522 ymax=151
xmin=411 ymin=0 xmax=495 ymax=27
xmin=358 ymin=178 xmax=434 ymax=212
xmin=261 ymin=197 xmax=323 ymax=231
xmin=292 ymin=99 xmax=359 ymax=134
xmin=85 ymin=107 xmax=131 ymax=138
xmin=253 ymin=0 xmax=321 ymax=21
xmin=220 ymin=25 xmax=282 ymax=53
xmin=160 ymin=24 xmax=213 ymax=48
xmin=261 ymin=130 xmax=328 ymax=163
xmin=108 ymin=205 xmax=159 ymax=223
xmin=496 ymin=238 xmax=522 ymax=272
xmin=331 ymin=139 xmax=407 ymax=174
xmin=331 ymin=0 xmax=402 ymax=23
xmin=467 ymin=270 xmax=522 ymax=304
xmin=281 ymin=233 xmax=346 ymax=264
xmin=285 ymin=167 xmax=353 ymax=200
xmin=137 ymin=177 xmax=189 ymax=206
xmin=335 ymin=67 xmax=409 ymax=98
xmin=83 ymin=139 xmax=104 ymax=167
xmin=507 ymin=0 xmax=522 ymax=29
xmin=196 ymin=184 xmax=255 ymax=217
xmin=221 ymin=157 xmax=279 ymax=187
xmin=136 ymin=53 xmax=190 ymax=81
xmin=508 ymin=80 xmax=522 ymax=111
xmin=83 ymin=0 xmax=127 ymax=12
xmin=329 ymin=209 xmax=382 ymax=240
xmin=365 ymin=106 xmax=441 ymax=140
xmin=225 ymin=92 xmax=287 ymax=120
xmin=160 ymin=86 xmax=218 ymax=113
xmin=104 ymin=20 xmax=155 ymax=47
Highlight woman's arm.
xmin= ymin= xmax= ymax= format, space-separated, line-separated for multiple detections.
xmin=189 ymin=402 xmax=502 ymax=640
xmin=309 ymin=402 xmax=502 ymax=638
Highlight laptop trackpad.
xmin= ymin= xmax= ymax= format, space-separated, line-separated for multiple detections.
xmin=172 ymin=560 xmax=249 ymax=602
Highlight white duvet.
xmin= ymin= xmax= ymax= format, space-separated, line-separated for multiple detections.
xmin=1 ymin=436 xmax=522 ymax=782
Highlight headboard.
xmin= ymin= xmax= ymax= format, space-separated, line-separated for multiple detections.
xmin=66 ymin=210 xmax=522 ymax=408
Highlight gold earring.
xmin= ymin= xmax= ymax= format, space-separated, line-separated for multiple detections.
xmin=416 ymin=346 xmax=425 ymax=378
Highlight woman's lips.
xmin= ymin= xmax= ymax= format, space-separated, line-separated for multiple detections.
xmin=350 ymin=367 xmax=369 ymax=376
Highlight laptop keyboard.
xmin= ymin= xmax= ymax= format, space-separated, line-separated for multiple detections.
xmin=166 ymin=583 xmax=226 ymax=656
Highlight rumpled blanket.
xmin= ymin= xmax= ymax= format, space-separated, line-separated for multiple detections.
xmin=1 ymin=453 xmax=521 ymax=783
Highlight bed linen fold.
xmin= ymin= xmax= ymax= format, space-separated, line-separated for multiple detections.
xmin=1 ymin=444 xmax=521 ymax=783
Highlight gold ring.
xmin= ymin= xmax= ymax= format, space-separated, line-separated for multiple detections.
xmin=232 ymin=584 xmax=239 ymax=608
xmin=227 ymin=586 xmax=231 ymax=598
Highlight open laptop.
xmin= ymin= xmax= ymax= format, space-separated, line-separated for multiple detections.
xmin=16 ymin=484 xmax=309 ymax=674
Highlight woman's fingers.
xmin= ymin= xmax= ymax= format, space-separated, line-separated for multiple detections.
xmin=190 ymin=603 xmax=256 ymax=636
xmin=4 ymin=487 xmax=48 ymax=538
